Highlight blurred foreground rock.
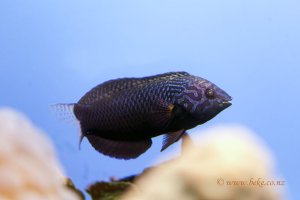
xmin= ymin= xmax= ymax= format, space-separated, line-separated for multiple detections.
xmin=0 ymin=107 xmax=285 ymax=200
xmin=122 ymin=125 xmax=285 ymax=200
xmin=0 ymin=108 xmax=80 ymax=200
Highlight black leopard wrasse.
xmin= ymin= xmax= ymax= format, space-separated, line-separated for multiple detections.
xmin=54 ymin=72 xmax=232 ymax=159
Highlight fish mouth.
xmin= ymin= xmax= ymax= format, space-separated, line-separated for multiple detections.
xmin=222 ymin=101 xmax=232 ymax=107
xmin=220 ymin=97 xmax=232 ymax=108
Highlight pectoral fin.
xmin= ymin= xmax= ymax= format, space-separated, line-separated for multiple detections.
xmin=86 ymin=135 xmax=152 ymax=160
xmin=147 ymin=98 xmax=175 ymax=129
xmin=161 ymin=129 xmax=186 ymax=152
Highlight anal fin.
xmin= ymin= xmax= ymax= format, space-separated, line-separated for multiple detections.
xmin=161 ymin=129 xmax=186 ymax=152
xmin=86 ymin=135 xmax=152 ymax=160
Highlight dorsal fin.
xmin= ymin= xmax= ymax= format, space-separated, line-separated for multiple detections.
xmin=78 ymin=72 xmax=190 ymax=105
xmin=142 ymin=71 xmax=190 ymax=82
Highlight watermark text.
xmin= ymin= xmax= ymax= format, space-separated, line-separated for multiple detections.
xmin=217 ymin=178 xmax=285 ymax=187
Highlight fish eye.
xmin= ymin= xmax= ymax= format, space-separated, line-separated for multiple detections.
xmin=205 ymin=89 xmax=215 ymax=98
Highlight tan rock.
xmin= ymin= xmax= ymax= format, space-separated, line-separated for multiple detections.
xmin=0 ymin=108 xmax=80 ymax=200
xmin=122 ymin=125 xmax=285 ymax=200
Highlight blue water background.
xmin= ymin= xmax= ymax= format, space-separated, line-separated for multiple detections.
xmin=0 ymin=1 xmax=299 ymax=199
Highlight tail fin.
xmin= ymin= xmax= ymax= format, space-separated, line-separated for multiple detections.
xmin=51 ymin=103 xmax=78 ymax=124
xmin=51 ymin=103 xmax=84 ymax=149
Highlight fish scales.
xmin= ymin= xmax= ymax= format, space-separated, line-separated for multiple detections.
xmin=78 ymin=72 xmax=189 ymax=105
xmin=76 ymin=76 xmax=189 ymax=138
xmin=57 ymin=71 xmax=232 ymax=159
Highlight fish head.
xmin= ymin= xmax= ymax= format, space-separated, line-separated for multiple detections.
xmin=174 ymin=76 xmax=232 ymax=123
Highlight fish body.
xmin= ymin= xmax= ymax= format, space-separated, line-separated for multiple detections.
xmin=58 ymin=72 xmax=232 ymax=159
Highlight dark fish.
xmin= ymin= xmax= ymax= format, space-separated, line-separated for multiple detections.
xmin=55 ymin=72 xmax=232 ymax=159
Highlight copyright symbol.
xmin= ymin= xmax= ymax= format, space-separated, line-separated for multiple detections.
xmin=217 ymin=178 xmax=224 ymax=186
